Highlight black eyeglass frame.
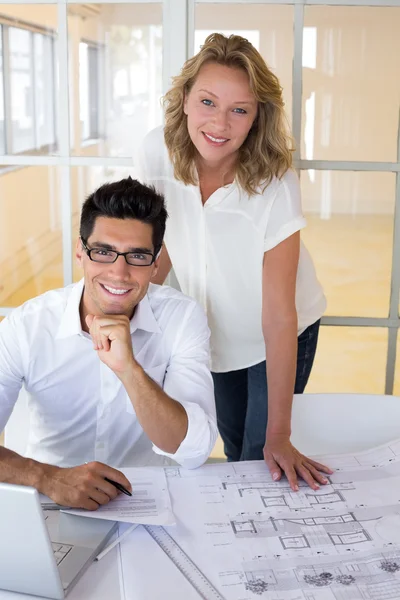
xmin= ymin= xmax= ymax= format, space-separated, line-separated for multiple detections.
xmin=80 ymin=238 xmax=160 ymax=267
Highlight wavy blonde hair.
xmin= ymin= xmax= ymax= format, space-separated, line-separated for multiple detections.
xmin=163 ymin=33 xmax=294 ymax=195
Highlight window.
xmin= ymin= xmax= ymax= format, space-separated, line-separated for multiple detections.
xmin=0 ymin=26 xmax=4 ymax=154
xmin=1 ymin=23 xmax=56 ymax=155
xmin=79 ymin=42 xmax=101 ymax=141
xmin=34 ymin=33 xmax=56 ymax=148
xmin=70 ymin=4 xmax=164 ymax=158
xmin=9 ymin=27 xmax=34 ymax=153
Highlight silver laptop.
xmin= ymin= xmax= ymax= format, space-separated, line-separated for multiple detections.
xmin=0 ymin=482 xmax=118 ymax=599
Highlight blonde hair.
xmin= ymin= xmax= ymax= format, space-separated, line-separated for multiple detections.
xmin=163 ymin=33 xmax=294 ymax=196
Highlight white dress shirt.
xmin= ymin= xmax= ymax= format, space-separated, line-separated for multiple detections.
xmin=136 ymin=126 xmax=327 ymax=372
xmin=0 ymin=280 xmax=217 ymax=469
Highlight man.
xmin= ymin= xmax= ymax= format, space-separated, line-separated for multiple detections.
xmin=0 ymin=177 xmax=217 ymax=510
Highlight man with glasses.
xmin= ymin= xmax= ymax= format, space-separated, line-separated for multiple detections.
xmin=0 ymin=177 xmax=217 ymax=510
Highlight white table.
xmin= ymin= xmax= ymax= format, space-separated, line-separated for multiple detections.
xmin=2 ymin=392 xmax=400 ymax=599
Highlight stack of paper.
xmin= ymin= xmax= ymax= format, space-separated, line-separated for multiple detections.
xmin=63 ymin=466 xmax=175 ymax=526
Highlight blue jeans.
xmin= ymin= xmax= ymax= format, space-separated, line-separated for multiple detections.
xmin=212 ymin=319 xmax=321 ymax=462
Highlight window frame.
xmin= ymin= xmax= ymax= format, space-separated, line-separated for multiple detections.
xmin=0 ymin=25 xmax=5 ymax=155
xmin=79 ymin=39 xmax=104 ymax=144
xmin=0 ymin=18 xmax=57 ymax=156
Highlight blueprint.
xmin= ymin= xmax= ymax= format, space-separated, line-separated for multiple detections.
xmin=154 ymin=440 xmax=400 ymax=600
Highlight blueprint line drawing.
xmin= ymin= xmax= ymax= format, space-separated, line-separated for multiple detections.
xmin=237 ymin=549 xmax=400 ymax=599
xmin=156 ymin=441 xmax=400 ymax=599
xmin=229 ymin=512 xmax=373 ymax=551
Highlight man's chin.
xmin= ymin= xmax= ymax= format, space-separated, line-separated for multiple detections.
xmin=99 ymin=301 xmax=136 ymax=318
xmin=103 ymin=307 xmax=133 ymax=317
xmin=96 ymin=289 xmax=144 ymax=318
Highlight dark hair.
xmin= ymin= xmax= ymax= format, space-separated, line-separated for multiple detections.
xmin=79 ymin=177 xmax=168 ymax=252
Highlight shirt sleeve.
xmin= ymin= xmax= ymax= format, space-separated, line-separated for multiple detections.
xmin=264 ymin=169 xmax=307 ymax=252
xmin=0 ymin=313 xmax=24 ymax=433
xmin=133 ymin=126 xmax=164 ymax=186
xmin=151 ymin=301 xmax=218 ymax=469
xmin=133 ymin=137 xmax=150 ymax=184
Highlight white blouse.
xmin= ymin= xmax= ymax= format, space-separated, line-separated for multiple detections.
xmin=136 ymin=126 xmax=326 ymax=373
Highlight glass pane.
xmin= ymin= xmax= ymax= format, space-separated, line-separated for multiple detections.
xmin=68 ymin=3 xmax=163 ymax=157
xmin=306 ymin=326 xmax=387 ymax=394
xmin=0 ymin=5 xmax=58 ymax=155
xmin=0 ymin=27 xmax=4 ymax=154
xmin=9 ymin=27 xmax=34 ymax=153
xmin=34 ymin=33 xmax=56 ymax=148
xmin=301 ymin=170 xmax=395 ymax=318
xmin=195 ymin=3 xmax=294 ymax=127
xmin=0 ymin=165 xmax=63 ymax=307
xmin=302 ymin=6 xmax=400 ymax=162
xmin=71 ymin=165 xmax=134 ymax=282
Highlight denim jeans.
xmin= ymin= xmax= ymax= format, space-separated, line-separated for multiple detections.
xmin=212 ymin=319 xmax=321 ymax=462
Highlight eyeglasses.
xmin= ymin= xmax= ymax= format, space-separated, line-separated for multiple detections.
xmin=81 ymin=238 xmax=159 ymax=267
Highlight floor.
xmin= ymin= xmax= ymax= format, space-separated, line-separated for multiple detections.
xmin=0 ymin=214 xmax=398 ymax=459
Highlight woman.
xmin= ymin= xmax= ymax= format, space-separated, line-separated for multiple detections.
xmin=136 ymin=33 xmax=332 ymax=490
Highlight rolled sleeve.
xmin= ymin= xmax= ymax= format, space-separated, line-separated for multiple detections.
xmin=153 ymin=400 xmax=218 ymax=469
xmin=151 ymin=301 xmax=218 ymax=469
xmin=264 ymin=169 xmax=307 ymax=252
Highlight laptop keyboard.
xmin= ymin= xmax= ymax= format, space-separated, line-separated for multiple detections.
xmin=51 ymin=542 xmax=73 ymax=565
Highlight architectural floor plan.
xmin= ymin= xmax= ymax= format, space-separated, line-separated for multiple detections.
xmin=156 ymin=441 xmax=400 ymax=599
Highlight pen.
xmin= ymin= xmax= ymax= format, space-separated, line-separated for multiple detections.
xmin=41 ymin=503 xmax=72 ymax=510
xmin=95 ymin=523 xmax=140 ymax=561
xmin=104 ymin=477 xmax=132 ymax=497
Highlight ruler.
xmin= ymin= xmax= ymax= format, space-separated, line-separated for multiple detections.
xmin=144 ymin=525 xmax=226 ymax=600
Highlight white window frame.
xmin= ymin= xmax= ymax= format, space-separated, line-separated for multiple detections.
xmin=79 ymin=40 xmax=104 ymax=143
xmin=0 ymin=0 xmax=399 ymax=394
xmin=0 ymin=18 xmax=57 ymax=155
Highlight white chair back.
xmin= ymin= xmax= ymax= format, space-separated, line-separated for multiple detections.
xmin=291 ymin=393 xmax=400 ymax=456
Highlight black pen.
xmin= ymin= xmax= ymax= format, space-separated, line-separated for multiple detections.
xmin=104 ymin=477 xmax=132 ymax=497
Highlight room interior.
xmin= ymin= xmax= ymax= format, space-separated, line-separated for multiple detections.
xmin=0 ymin=1 xmax=399 ymax=458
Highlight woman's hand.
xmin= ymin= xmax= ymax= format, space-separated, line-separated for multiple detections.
xmin=263 ymin=434 xmax=333 ymax=491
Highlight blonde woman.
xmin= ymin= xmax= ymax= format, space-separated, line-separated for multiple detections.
xmin=137 ymin=33 xmax=332 ymax=490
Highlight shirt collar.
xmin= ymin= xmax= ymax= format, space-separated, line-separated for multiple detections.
xmin=55 ymin=279 xmax=85 ymax=339
xmin=130 ymin=290 xmax=162 ymax=335
xmin=55 ymin=279 xmax=161 ymax=340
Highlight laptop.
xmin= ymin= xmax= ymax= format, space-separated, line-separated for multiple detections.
xmin=0 ymin=482 xmax=118 ymax=599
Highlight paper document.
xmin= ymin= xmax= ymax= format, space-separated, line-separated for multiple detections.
xmin=63 ymin=466 xmax=175 ymax=525
xmin=119 ymin=439 xmax=400 ymax=599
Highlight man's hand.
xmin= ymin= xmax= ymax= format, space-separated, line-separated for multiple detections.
xmin=86 ymin=314 xmax=135 ymax=377
xmin=41 ymin=461 xmax=132 ymax=510
xmin=264 ymin=434 xmax=333 ymax=491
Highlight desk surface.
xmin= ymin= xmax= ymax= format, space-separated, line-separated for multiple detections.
xmin=4 ymin=393 xmax=400 ymax=600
